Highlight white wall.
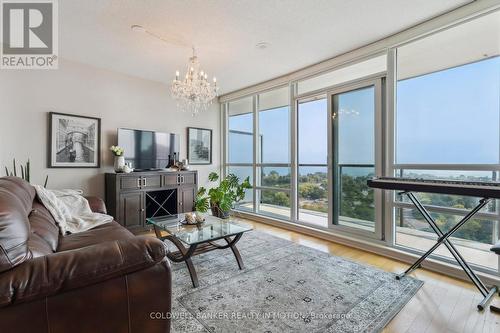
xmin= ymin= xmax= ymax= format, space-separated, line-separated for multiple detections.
xmin=0 ymin=59 xmax=221 ymax=197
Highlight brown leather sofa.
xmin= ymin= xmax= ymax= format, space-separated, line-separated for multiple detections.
xmin=0 ymin=177 xmax=172 ymax=333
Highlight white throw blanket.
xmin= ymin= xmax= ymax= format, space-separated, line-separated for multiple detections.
xmin=34 ymin=185 xmax=113 ymax=235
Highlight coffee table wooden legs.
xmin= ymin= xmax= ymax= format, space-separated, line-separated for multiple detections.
xmin=185 ymin=257 xmax=199 ymax=288
xmin=153 ymin=225 xmax=246 ymax=288
xmin=225 ymin=236 xmax=244 ymax=270
xmin=164 ymin=235 xmax=200 ymax=288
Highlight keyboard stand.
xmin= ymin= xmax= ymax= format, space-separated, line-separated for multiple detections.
xmin=396 ymin=191 xmax=498 ymax=311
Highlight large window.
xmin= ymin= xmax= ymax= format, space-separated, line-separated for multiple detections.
xmin=297 ymin=98 xmax=328 ymax=227
xmin=228 ymin=97 xmax=253 ymax=164
xmin=394 ymin=11 xmax=500 ymax=271
xmin=225 ymin=87 xmax=291 ymax=218
xmin=257 ymin=87 xmax=291 ymax=219
xmin=222 ymin=8 xmax=500 ymax=277
xmin=335 ymin=86 xmax=376 ymax=231
xmin=396 ymin=57 xmax=500 ymax=165
xmin=228 ymin=97 xmax=254 ymax=211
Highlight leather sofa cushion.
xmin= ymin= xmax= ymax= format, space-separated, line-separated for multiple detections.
xmin=0 ymin=177 xmax=35 ymax=273
xmin=57 ymin=221 xmax=134 ymax=252
xmin=28 ymin=200 xmax=59 ymax=253
xmin=0 ymin=236 xmax=167 ymax=307
xmin=28 ymin=233 xmax=54 ymax=258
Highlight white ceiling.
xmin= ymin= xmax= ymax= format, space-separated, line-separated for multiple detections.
xmin=59 ymin=0 xmax=473 ymax=94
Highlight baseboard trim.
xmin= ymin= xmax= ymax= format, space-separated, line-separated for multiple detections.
xmin=235 ymin=211 xmax=500 ymax=287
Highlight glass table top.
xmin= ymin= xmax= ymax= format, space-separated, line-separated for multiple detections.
xmin=146 ymin=213 xmax=253 ymax=245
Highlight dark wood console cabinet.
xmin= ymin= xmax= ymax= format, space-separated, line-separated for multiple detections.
xmin=105 ymin=171 xmax=197 ymax=231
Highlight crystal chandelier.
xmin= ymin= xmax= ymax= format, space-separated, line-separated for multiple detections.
xmin=170 ymin=48 xmax=218 ymax=116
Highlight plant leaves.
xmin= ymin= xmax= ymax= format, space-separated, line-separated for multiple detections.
xmin=208 ymin=172 xmax=219 ymax=182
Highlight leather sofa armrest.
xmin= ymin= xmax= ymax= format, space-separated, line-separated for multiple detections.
xmin=86 ymin=196 xmax=107 ymax=214
xmin=0 ymin=236 xmax=167 ymax=307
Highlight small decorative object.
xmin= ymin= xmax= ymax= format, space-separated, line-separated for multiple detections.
xmin=5 ymin=158 xmax=49 ymax=187
xmin=187 ymin=127 xmax=212 ymax=165
xmin=170 ymin=47 xmax=218 ymax=116
xmin=123 ymin=163 xmax=134 ymax=173
xmin=195 ymin=213 xmax=205 ymax=223
xmin=166 ymin=152 xmax=177 ymax=168
xmin=175 ymin=161 xmax=184 ymax=171
xmin=49 ymin=112 xmax=101 ymax=168
xmin=195 ymin=172 xmax=251 ymax=219
xmin=182 ymin=159 xmax=190 ymax=170
xmin=184 ymin=212 xmax=196 ymax=224
xmin=110 ymin=145 xmax=125 ymax=172
xmin=183 ymin=212 xmax=205 ymax=225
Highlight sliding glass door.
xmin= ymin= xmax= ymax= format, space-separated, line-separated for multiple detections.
xmin=297 ymin=96 xmax=328 ymax=228
xmin=329 ymin=79 xmax=383 ymax=237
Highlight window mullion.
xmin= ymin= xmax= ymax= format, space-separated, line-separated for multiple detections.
xmin=253 ymin=95 xmax=258 ymax=213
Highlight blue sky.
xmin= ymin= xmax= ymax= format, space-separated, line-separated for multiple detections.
xmin=228 ymin=56 xmax=500 ymax=174
xmin=397 ymin=57 xmax=500 ymax=164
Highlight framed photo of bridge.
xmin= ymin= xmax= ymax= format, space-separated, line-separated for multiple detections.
xmin=187 ymin=127 xmax=212 ymax=165
xmin=48 ymin=112 xmax=101 ymax=168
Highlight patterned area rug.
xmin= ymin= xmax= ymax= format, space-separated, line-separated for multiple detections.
xmin=168 ymin=230 xmax=423 ymax=333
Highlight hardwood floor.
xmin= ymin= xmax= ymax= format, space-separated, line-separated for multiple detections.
xmin=145 ymin=217 xmax=500 ymax=332
xmin=239 ymin=219 xmax=500 ymax=333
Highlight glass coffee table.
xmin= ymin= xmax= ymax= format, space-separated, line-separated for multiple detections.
xmin=146 ymin=213 xmax=253 ymax=288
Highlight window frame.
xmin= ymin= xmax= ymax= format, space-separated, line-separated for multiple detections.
xmin=222 ymin=8 xmax=500 ymax=277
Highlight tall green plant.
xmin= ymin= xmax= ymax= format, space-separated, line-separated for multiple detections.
xmin=195 ymin=172 xmax=251 ymax=213
xmin=4 ymin=158 xmax=48 ymax=187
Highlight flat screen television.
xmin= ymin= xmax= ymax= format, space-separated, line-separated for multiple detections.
xmin=117 ymin=128 xmax=179 ymax=171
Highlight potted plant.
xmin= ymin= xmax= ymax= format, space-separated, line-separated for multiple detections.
xmin=195 ymin=172 xmax=251 ymax=219
xmin=4 ymin=158 xmax=49 ymax=187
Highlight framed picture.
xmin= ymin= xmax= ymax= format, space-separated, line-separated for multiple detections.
xmin=48 ymin=112 xmax=101 ymax=168
xmin=187 ymin=127 xmax=212 ymax=165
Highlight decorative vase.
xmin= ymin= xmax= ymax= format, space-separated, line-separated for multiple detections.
xmin=114 ymin=155 xmax=125 ymax=172
xmin=211 ymin=204 xmax=230 ymax=219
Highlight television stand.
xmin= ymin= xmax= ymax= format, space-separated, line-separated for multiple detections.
xmin=105 ymin=170 xmax=197 ymax=232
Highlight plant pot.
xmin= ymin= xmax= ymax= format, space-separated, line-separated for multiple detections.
xmin=210 ymin=205 xmax=230 ymax=219
xmin=114 ymin=156 xmax=125 ymax=172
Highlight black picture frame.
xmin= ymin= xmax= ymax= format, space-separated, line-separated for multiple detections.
xmin=48 ymin=112 xmax=101 ymax=168
xmin=187 ymin=127 xmax=212 ymax=165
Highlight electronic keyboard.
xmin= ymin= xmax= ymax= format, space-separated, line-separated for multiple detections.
xmin=367 ymin=176 xmax=500 ymax=311
xmin=367 ymin=177 xmax=500 ymax=199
